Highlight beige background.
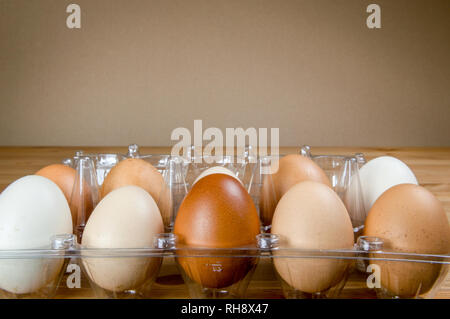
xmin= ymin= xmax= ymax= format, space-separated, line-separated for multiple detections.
xmin=0 ymin=0 xmax=449 ymax=147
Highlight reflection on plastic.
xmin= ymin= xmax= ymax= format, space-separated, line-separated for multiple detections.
xmin=70 ymin=156 xmax=99 ymax=243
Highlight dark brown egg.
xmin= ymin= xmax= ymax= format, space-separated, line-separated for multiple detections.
xmin=259 ymin=154 xmax=331 ymax=226
xmin=174 ymin=174 xmax=260 ymax=288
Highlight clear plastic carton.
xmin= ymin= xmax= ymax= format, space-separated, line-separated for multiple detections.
xmin=1 ymin=233 xmax=448 ymax=299
xmin=0 ymin=234 xmax=75 ymax=299
xmin=0 ymin=144 xmax=448 ymax=299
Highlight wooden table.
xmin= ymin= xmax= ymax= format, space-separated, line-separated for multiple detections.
xmin=0 ymin=146 xmax=449 ymax=299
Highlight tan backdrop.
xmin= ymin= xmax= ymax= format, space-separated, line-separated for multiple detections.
xmin=0 ymin=0 xmax=449 ymax=147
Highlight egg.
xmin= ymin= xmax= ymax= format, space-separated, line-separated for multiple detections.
xmin=0 ymin=175 xmax=72 ymax=294
xmin=260 ymin=154 xmax=331 ymax=226
xmin=272 ymin=181 xmax=354 ymax=294
xmin=364 ymin=184 xmax=450 ymax=297
xmin=101 ymin=158 xmax=172 ymax=228
xmin=193 ymin=166 xmax=241 ymax=185
xmin=36 ymin=163 xmax=93 ymax=233
xmin=358 ymin=156 xmax=418 ymax=213
xmin=82 ymin=186 xmax=164 ymax=292
xmin=36 ymin=164 xmax=76 ymax=204
xmin=174 ymin=174 xmax=260 ymax=288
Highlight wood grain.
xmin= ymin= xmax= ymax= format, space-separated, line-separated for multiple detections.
xmin=0 ymin=146 xmax=449 ymax=299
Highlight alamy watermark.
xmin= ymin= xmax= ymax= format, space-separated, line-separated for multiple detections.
xmin=366 ymin=264 xmax=381 ymax=288
xmin=170 ymin=120 xmax=280 ymax=172
xmin=65 ymin=4 xmax=381 ymax=30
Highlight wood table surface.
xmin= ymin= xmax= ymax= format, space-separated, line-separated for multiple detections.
xmin=0 ymin=146 xmax=449 ymax=299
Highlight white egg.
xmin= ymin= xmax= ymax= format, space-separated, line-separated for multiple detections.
xmin=358 ymin=156 xmax=418 ymax=212
xmin=0 ymin=259 xmax=65 ymax=296
xmin=193 ymin=166 xmax=241 ymax=185
xmin=0 ymin=175 xmax=72 ymax=294
xmin=81 ymin=185 xmax=164 ymax=292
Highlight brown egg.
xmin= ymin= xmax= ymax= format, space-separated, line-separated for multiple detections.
xmin=36 ymin=164 xmax=78 ymax=229
xmin=174 ymin=174 xmax=260 ymax=288
xmin=36 ymin=164 xmax=76 ymax=203
xmin=101 ymin=158 xmax=172 ymax=228
xmin=272 ymin=181 xmax=354 ymax=294
xmin=364 ymin=184 xmax=450 ymax=297
xmin=260 ymin=154 xmax=331 ymax=226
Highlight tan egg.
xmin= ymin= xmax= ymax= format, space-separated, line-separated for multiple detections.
xmin=82 ymin=186 xmax=164 ymax=292
xmin=36 ymin=164 xmax=76 ymax=202
xmin=364 ymin=184 xmax=450 ymax=297
xmin=36 ymin=164 xmax=82 ymax=230
xmin=101 ymin=158 xmax=172 ymax=228
xmin=174 ymin=174 xmax=260 ymax=288
xmin=260 ymin=154 xmax=331 ymax=226
xmin=272 ymin=181 xmax=354 ymax=294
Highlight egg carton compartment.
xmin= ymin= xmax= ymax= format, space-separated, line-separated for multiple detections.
xmin=250 ymin=146 xmax=368 ymax=233
xmin=0 ymin=234 xmax=75 ymax=299
xmin=64 ymin=145 xmax=189 ymax=233
xmin=63 ymin=144 xmax=189 ymax=188
xmin=301 ymin=145 xmax=367 ymax=231
xmin=78 ymin=250 xmax=165 ymax=299
xmin=356 ymin=236 xmax=450 ymax=299
xmin=175 ymin=249 xmax=258 ymax=299
xmin=63 ymin=151 xmax=124 ymax=187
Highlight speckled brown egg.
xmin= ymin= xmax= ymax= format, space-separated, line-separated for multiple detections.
xmin=101 ymin=158 xmax=172 ymax=228
xmin=174 ymin=174 xmax=260 ymax=288
xmin=364 ymin=183 xmax=450 ymax=297
xmin=260 ymin=154 xmax=331 ymax=226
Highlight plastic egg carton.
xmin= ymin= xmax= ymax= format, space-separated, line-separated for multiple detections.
xmin=0 ymin=234 xmax=75 ymax=299
xmin=0 ymin=144 xmax=449 ymax=299
xmin=0 ymin=233 xmax=448 ymax=299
